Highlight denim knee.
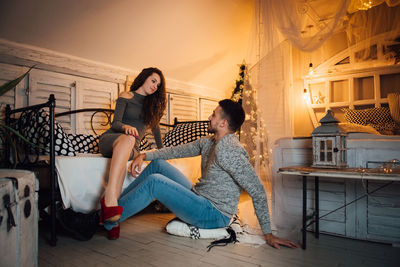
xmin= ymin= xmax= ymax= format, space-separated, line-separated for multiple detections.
xmin=150 ymin=158 xmax=167 ymax=166
xmin=145 ymin=173 xmax=167 ymax=192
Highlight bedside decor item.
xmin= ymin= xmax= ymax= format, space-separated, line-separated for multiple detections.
xmin=0 ymin=169 xmax=38 ymax=267
xmin=311 ymin=110 xmax=347 ymax=168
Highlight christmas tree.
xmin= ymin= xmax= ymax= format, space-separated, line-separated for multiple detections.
xmin=230 ymin=63 xmax=246 ymax=104
xmin=231 ymin=62 xmax=269 ymax=172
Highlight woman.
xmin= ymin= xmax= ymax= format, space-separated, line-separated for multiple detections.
xmin=98 ymin=67 xmax=166 ymax=239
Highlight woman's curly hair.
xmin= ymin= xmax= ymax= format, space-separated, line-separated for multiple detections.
xmin=130 ymin=67 xmax=167 ymax=129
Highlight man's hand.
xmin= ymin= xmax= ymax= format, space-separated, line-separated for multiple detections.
xmin=129 ymin=153 xmax=146 ymax=177
xmin=264 ymin=233 xmax=300 ymax=249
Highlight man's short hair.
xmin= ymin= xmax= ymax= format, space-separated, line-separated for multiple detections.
xmin=218 ymin=99 xmax=245 ymax=132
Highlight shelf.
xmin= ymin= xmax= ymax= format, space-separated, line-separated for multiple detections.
xmin=303 ymin=34 xmax=400 ymax=129
xmin=353 ymin=99 xmax=376 ymax=106
xmin=329 ymin=102 xmax=350 ymax=108
xmin=354 ymin=76 xmax=374 ymax=101
xmin=310 ymin=104 xmax=326 ymax=109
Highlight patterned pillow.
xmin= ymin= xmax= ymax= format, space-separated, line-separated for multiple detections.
xmin=365 ymin=107 xmax=395 ymax=125
xmin=139 ymin=137 xmax=152 ymax=151
xmin=18 ymin=109 xmax=76 ymax=156
xmin=342 ymin=108 xmax=368 ymax=125
xmin=67 ymin=131 xmax=154 ymax=154
xmin=68 ymin=134 xmax=99 ymax=154
xmin=342 ymin=107 xmax=398 ymax=134
xmin=163 ymin=121 xmax=210 ymax=147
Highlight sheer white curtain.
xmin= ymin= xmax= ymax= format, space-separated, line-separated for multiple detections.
xmin=346 ymin=2 xmax=400 ymax=61
xmin=247 ymin=0 xmax=350 ymax=64
xmin=242 ymin=0 xmax=400 ymax=238
xmin=269 ymin=0 xmax=350 ymax=52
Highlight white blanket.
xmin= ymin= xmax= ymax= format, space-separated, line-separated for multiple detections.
xmin=55 ymin=153 xmax=136 ymax=213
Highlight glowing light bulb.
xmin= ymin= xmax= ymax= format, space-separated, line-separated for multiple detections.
xmin=309 ymin=63 xmax=314 ymax=76
xmin=303 ymin=88 xmax=311 ymax=105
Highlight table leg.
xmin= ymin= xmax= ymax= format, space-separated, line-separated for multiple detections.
xmin=302 ymin=175 xmax=307 ymax=249
xmin=315 ymin=176 xmax=319 ymax=239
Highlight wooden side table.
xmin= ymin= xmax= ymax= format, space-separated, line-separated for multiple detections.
xmin=278 ymin=166 xmax=400 ymax=249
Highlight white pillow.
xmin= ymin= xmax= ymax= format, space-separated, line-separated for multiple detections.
xmin=165 ymin=218 xmax=229 ymax=239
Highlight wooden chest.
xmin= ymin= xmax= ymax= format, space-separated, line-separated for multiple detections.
xmin=0 ymin=169 xmax=38 ymax=267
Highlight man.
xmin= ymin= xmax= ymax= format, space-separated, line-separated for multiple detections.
xmin=103 ymin=99 xmax=299 ymax=249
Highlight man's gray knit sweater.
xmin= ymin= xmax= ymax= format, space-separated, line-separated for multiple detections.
xmin=145 ymin=133 xmax=272 ymax=234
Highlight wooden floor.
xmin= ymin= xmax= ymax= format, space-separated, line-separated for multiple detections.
xmin=38 ymin=211 xmax=400 ymax=267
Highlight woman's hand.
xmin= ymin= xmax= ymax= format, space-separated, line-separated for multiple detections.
xmin=264 ymin=233 xmax=300 ymax=249
xmin=122 ymin=125 xmax=139 ymax=137
xmin=129 ymin=153 xmax=146 ymax=177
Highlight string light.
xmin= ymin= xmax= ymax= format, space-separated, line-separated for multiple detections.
xmin=357 ymin=0 xmax=373 ymax=10
xmin=230 ymin=61 xmax=270 ymax=173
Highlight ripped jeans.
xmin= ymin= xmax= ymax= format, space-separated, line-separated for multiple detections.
xmin=104 ymin=159 xmax=230 ymax=230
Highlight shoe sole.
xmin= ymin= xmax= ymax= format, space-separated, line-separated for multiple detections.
xmin=104 ymin=214 xmax=121 ymax=223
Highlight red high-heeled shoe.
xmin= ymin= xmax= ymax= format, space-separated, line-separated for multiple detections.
xmin=100 ymin=196 xmax=123 ymax=223
xmin=107 ymin=223 xmax=120 ymax=240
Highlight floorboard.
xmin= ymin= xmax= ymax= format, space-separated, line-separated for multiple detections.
xmin=38 ymin=211 xmax=400 ymax=267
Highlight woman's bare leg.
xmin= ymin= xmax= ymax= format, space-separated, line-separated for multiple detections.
xmin=104 ymin=134 xmax=136 ymax=207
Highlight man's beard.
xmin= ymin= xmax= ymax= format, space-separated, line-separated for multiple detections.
xmin=207 ymin=122 xmax=215 ymax=133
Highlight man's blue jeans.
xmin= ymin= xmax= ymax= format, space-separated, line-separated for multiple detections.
xmin=104 ymin=159 xmax=231 ymax=230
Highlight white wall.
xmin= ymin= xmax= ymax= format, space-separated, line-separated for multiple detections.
xmin=0 ymin=0 xmax=253 ymax=97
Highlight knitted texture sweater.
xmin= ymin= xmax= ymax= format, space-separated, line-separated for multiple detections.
xmin=145 ymin=133 xmax=271 ymax=234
